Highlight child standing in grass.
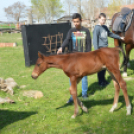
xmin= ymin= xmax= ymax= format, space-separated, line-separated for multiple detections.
xmin=93 ymin=13 xmax=124 ymax=87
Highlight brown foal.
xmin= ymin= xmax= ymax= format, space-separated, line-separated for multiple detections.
xmin=31 ymin=47 xmax=131 ymax=118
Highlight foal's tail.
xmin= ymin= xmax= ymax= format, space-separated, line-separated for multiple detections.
xmin=114 ymin=46 xmax=126 ymax=68
xmin=114 ymin=46 xmax=125 ymax=57
xmin=114 ymin=46 xmax=122 ymax=51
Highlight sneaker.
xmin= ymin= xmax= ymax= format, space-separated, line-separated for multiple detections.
xmin=66 ymin=97 xmax=73 ymax=104
xmin=82 ymin=94 xmax=88 ymax=100
xmin=99 ymin=81 xmax=109 ymax=87
xmin=103 ymin=81 xmax=109 ymax=86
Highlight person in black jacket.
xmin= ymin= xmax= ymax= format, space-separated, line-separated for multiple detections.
xmin=93 ymin=13 xmax=124 ymax=86
xmin=57 ymin=13 xmax=92 ymax=103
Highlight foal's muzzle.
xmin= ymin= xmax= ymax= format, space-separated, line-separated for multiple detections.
xmin=31 ymin=72 xmax=38 ymax=79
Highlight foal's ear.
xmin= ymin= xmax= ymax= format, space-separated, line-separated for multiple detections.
xmin=38 ymin=51 xmax=44 ymax=59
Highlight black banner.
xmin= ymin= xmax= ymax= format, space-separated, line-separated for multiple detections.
xmin=21 ymin=23 xmax=71 ymax=66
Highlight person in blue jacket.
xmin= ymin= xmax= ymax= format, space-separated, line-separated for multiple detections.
xmin=93 ymin=13 xmax=124 ymax=86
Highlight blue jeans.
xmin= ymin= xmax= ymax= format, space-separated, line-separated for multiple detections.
xmin=69 ymin=76 xmax=88 ymax=99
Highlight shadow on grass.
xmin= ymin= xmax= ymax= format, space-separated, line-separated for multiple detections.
xmin=56 ymin=95 xmax=133 ymax=114
xmin=0 ymin=110 xmax=37 ymax=130
xmin=56 ymin=76 xmax=112 ymax=110
xmin=128 ymin=60 xmax=134 ymax=71
xmin=56 ymin=74 xmax=133 ymax=113
xmin=83 ymin=95 xmax=133 ymax=109
xmin=78 ymin=75 xmax=112 ymax=97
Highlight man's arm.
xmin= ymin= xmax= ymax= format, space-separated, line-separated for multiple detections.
xmin=105 ymin=26 xmax=122 ymax=40
xmin=93 ymin=26 xmax=99 ymax=50
xmin=85 ymin=29 xmax=92 ymax=52
xmin=57 ymin=29 xmax=72 ymax=54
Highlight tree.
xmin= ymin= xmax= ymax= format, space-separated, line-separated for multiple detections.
xmin=31 ymin=0 xmax=64 ymax=23
xmin=26 ymin=8 xmax=34 ymax=24
xmin=127 ymin=0 xmax=133 ymax=4
xmin=31 ymin=0 xmax=43 ymax=23
xmin=97 ymin=0 xmax=105 ymax=14
xmin=82 ymin=0 xmax=98 ymax=20
xmin=64 ymin=0 xmax=74 ymax=15
xmin=4 ymin=2 xmax=26 ymax=23
xmin=107 ymin=0 xmax=125 ymax=18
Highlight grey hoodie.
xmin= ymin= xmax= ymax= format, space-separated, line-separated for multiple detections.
xmin=93 ymin=25 xmax=121 ymax=50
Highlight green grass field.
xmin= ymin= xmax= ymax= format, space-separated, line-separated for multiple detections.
xmin=0 ymin=24 xmax=15 ymax=29
xmin=0 ymin=33 xmax=134 ymax=134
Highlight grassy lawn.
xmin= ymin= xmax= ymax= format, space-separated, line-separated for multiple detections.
xmin=0 ymin=24 xmax=15 ymax=29
xmin=0 ymin=33 xmax=134 ymax=134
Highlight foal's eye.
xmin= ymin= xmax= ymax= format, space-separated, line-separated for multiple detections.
xmin=37 ymin=64 xmax=40 ymax=67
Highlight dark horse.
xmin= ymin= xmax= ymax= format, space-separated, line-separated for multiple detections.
xmin=31 ymin=47 xmax=131 ymax=118
xmin=112 ymin=9 xmax=134 ymax=77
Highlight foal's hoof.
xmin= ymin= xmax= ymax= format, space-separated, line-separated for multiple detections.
xmin=109 ymin=107 xmax=115 ymax=113
xmin=82 ymin=106 xmax=88 ymax=113
xmin=122 ymin=72 xmax=127 ymax=77
xmin=109 ymin=109 xmax=114 ymax=113
xmin=109 ymin=103 xmax=117 ymax=113
xmin=71 ymin=115 xmax=76 ymax=119
xmin=126 ymin=104 xmax=131 ymax=115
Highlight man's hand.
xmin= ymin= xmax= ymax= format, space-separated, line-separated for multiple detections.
xmin=120 ymin=37 xmax=125 ymax=41
xmin=57 ymin=47 xmax=62 ymax=54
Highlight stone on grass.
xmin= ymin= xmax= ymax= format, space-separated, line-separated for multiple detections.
xmin=23 ymin=90 xmax=44 ymax=99
xmin=20 ymin=85 xmax=26 ymax=89
xmin=0 ymin=78 xmax=6 ymax=84
xmin=0 ymin=77 xmax=19 ymax=95
xmin=5 ymin=78 xmax=15 ymax=83
xmin=0 ymin=97 xmax=15 ymax=104
xmin=0 ymin=83 xmax=7 ymax=89
xmin=7 ymin=86 xmax=14 ymax=95
xmin=6 ymin=82 xmax=18 ymax=88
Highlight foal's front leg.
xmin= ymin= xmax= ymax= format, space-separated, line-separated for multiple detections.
xmin=69 ymin=77 xmax=78 ymax=118
xmin=108 ymin=68 xmax=131 ymax=115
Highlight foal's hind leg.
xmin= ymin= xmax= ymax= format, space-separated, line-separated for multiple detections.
xmin=108 ymin=69 xmax=131 ymax=115
xmin=109 ymin=81 xmax=120 ymax=112
xmin=107 ymin=70 xmax=120 ymax=112
xmin=77 ymin=77 xmax=88 ymax=113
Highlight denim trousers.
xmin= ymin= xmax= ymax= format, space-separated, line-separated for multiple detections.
xmin=69 ymin=76 xmax=88 ymax=99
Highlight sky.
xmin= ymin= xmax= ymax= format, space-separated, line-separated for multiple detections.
xmin=0 ymin=0 xmax=32 ymax=22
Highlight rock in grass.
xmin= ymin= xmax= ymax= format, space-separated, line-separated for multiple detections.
xmin=0 ymin=97 xmax=15 ymax=104
xmin=0 ymin=83 xmax=7 ymax=89
xmin=0 ymin=77 xmax=18 ymax=95
xmin=5 ymin=78 xmax=15 ymax=83
xmin=20 ymin=85 xmax=26 ymax=89
xmin=23 ymin=90 xmax=44 ymax=99
xmin=0 ymin=78 xmax=6 ymax=84
xmin=6 ymin=82 xmax=18 ymax=88
xmin=7 ymin=86 xmax=14 ymax=95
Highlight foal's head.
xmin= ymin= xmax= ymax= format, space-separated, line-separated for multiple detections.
xmin=31 ymin=52 xmax=48 ymax=79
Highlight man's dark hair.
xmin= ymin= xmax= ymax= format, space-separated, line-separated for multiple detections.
xmin=72 ymin=13 xmax=82 ymax=20
xmin=99 ymin=13 xmax=106 ymax=18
